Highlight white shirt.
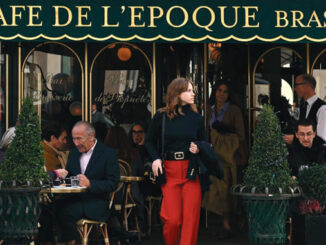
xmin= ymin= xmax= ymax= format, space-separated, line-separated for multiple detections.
xmin=80 ymin=140 xmax=97 ymax=174
xmin=306 ymin=95 xmax=326 ymax=142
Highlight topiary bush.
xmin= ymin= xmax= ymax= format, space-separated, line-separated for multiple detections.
xmin=298 ymin=164 xmax=326 ymax=205
xmin=243 ymin=104 xmax=296 ymax=194
xmin=0 ymin=97 xmax=48 ymax=187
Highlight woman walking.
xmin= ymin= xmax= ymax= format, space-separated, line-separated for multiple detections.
xmin=202 ymin=81 xmax=247 ymax=239
xmin=145 ymin=77 xmax=206 ymax=245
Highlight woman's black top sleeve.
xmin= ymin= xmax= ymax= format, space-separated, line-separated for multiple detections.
xmin=145 ymin=105 xmax=206 ymax=161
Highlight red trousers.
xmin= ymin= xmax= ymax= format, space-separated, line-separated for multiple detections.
xmin=160 ymin=160 xmax=202 ymax=245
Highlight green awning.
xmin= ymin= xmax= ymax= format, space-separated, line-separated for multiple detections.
xmin=1 ymin=0 xmax=326 ymax=42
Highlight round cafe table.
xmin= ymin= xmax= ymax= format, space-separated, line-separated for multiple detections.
xmin=120 ymin=176 xmax=145 ymax=182
xmin=40 ymin=186 xmax=88 ymax=245
xmin=41 ymin=186 xmax=87 ymax=194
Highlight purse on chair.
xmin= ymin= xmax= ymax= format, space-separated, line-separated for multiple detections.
xmin=149 ymin=113 xmax=166 ymax=185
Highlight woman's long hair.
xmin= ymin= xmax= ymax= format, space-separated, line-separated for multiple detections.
xmin=160 ymin=77 xmax=198 ymax=119
xmin=104 ymin=126 xmax=138 ymax=164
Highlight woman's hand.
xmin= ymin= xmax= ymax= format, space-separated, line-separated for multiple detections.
xmin=152 ymin=159 xmax=163 ymax=177
xmin=189 ymin=142 xmax=200 ymax=154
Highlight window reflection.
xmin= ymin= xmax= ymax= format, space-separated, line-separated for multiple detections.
xmin=255 ymin=48 xmax=303 ymax=112
xmin=312 ymin=51 xmax=326 ymax=102
xmin=254 ymin=47 xmax=303 ymax=133
xmin=23 ymin=43 xmax=82 ymax=131
xmin=91 ymin=43 xmax=152 ymax=131
xmin=207 ymin=43 xmax=248 ymax=117
xmin=156 ymin=43 xmax=204 ymax=111
xmin=0 ymin=49 xmax=6 ymax=136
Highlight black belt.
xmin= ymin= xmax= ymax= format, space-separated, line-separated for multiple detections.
xmin=164 ymin=151 xmax=190 ymax=160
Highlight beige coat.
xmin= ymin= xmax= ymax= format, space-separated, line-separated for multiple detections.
xmin=206 ymin=104 xmax=248 ymax=167
xmin=202 ymin=103 xmax=247 ymax=215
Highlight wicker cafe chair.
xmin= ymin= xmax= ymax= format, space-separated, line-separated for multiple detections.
xmin=146 ymin=194 xmax=162 ymax=236
xmin=286 ymin=217 xmax=293 ymax=245
xmin=115 ymin=159 xmax=141 ymax=240
xmin=76 ymin=168 xmax=125 ymax=245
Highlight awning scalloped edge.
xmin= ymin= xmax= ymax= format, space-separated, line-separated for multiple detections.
xmin=0 ymin=34 xmax=325 ymax=42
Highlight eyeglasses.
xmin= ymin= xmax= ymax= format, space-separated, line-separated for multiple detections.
xmin=297 ymin=132 xmax=314 ymax=137
xmin=294 ymin=82 xmax=306 ymax=87
xmin=132 ymin=130 xmax=145 ymax=134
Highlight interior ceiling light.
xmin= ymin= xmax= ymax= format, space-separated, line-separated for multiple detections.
xmin=117 ymin=46 xmax=132 ymax=61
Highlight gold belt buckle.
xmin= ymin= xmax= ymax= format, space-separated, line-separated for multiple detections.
xmin=174 ymin=152 xmax=184 ymax=160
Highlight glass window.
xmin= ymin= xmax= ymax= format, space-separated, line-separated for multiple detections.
xmin=23 ymin=43 xmax=82 ymax=131
xmin=207 ymin=43 xmax=248 ymax=110
xmin=156 ymin=43 xmax=204 ymax=112
xmin=312 ymin=51 xmax=326 ymax=102
xmin=91 ymin=43 xmax=152 ymax=132
xmin=0 ymin=42 xmax=6 ymax=136
xmin=253 ymin=47 xmax=304 ymax=133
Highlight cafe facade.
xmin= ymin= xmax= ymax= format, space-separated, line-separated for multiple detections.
xmin=1 ymin=0 xmax=326 ymax=144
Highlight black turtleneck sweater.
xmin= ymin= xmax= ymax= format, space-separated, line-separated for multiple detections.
xmin=145 ymin=105 xmax=206 ymax=161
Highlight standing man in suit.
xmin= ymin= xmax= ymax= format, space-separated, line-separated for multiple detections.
xmin=283 ymin=74 xmax=326 ymax=144
xmin=58 ymin=121 xmax=120 ymax=245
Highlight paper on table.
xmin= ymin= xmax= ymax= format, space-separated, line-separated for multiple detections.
xmin=52 ymin=186 xmax=86 ymax=190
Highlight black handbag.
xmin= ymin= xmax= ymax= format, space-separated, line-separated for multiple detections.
xmin=149 ymin=113 xmax=166 ymax=185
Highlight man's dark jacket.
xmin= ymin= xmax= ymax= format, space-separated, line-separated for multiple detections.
xmin=288 ymin=136 xmax=326 ymax=177
xmin=65 ymin=142 xmax=120 ymax=221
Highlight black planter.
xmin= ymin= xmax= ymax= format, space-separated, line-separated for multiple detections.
xmin=0 ymin=187 xmax=41 ymax=240
xmin=305 ymin=215 xmax=326 ymax=245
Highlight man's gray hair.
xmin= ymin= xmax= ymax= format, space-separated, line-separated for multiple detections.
xmin=73 ymin=121 xmax=96 ymax=137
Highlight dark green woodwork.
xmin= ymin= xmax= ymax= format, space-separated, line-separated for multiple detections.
xmin=0 ymin=0 xmax=325 ymax=42
xmin=243 ymin=196 xmax=291 ymax=245
xmin=0 ymin=187 xmax=41 ymax=240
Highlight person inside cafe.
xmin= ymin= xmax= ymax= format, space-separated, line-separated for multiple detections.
xmin=288 ymin=119 xmax=326 ymax=178
xmin=129 ymin=122 xmax=150 ymax=171
xmin=283 ymin=74 xmax=326 ymax=144
xmin=92 ymin=102 xmax=114 ymax=130
xmin=57 ymin=121 xmax=120 ymax=245
xmin=105 ymin=125 xmax=147 ymax=238
xmin=0 ymin=126 xmax=15 ymax=164
xmin=129 ymin=122 xmax=161 ymax=198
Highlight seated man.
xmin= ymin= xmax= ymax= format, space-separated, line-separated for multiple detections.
xmin=288 ymin=119 xmax=326 ymax=178
xmin=42 ymin=121 xmax=68 ymax=171
xmin=58 ymin=121 xmax=120 ymax=245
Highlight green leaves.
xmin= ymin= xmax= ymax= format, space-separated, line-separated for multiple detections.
xmin=298 ymin=164 xmax=326 ymax=204
xmin=243 ymin=105 xmax=295 ymax=193
xmin=0 ymin=98 xmax=48 ymax=187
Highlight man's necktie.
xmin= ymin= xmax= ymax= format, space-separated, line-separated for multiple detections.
xmin=300 ymin=100 xmax=308 ymax=120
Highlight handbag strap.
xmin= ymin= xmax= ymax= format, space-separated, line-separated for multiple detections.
xmin=161 ymin=113 xmax=166 ymax=160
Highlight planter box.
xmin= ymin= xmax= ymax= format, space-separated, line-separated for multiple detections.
xmin=0 ymin=187 xmax=41 ymax=240
xmin=242 ymin=195 xmax=291 ymax=245
xmin=305 ymin=215 xmax=326 ymax=245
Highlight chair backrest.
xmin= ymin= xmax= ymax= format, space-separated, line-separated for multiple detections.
xmin=118 ymin=159 xmax=132 ymax=176
xmin=109 ymin=162 xmax=126 ymax=208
